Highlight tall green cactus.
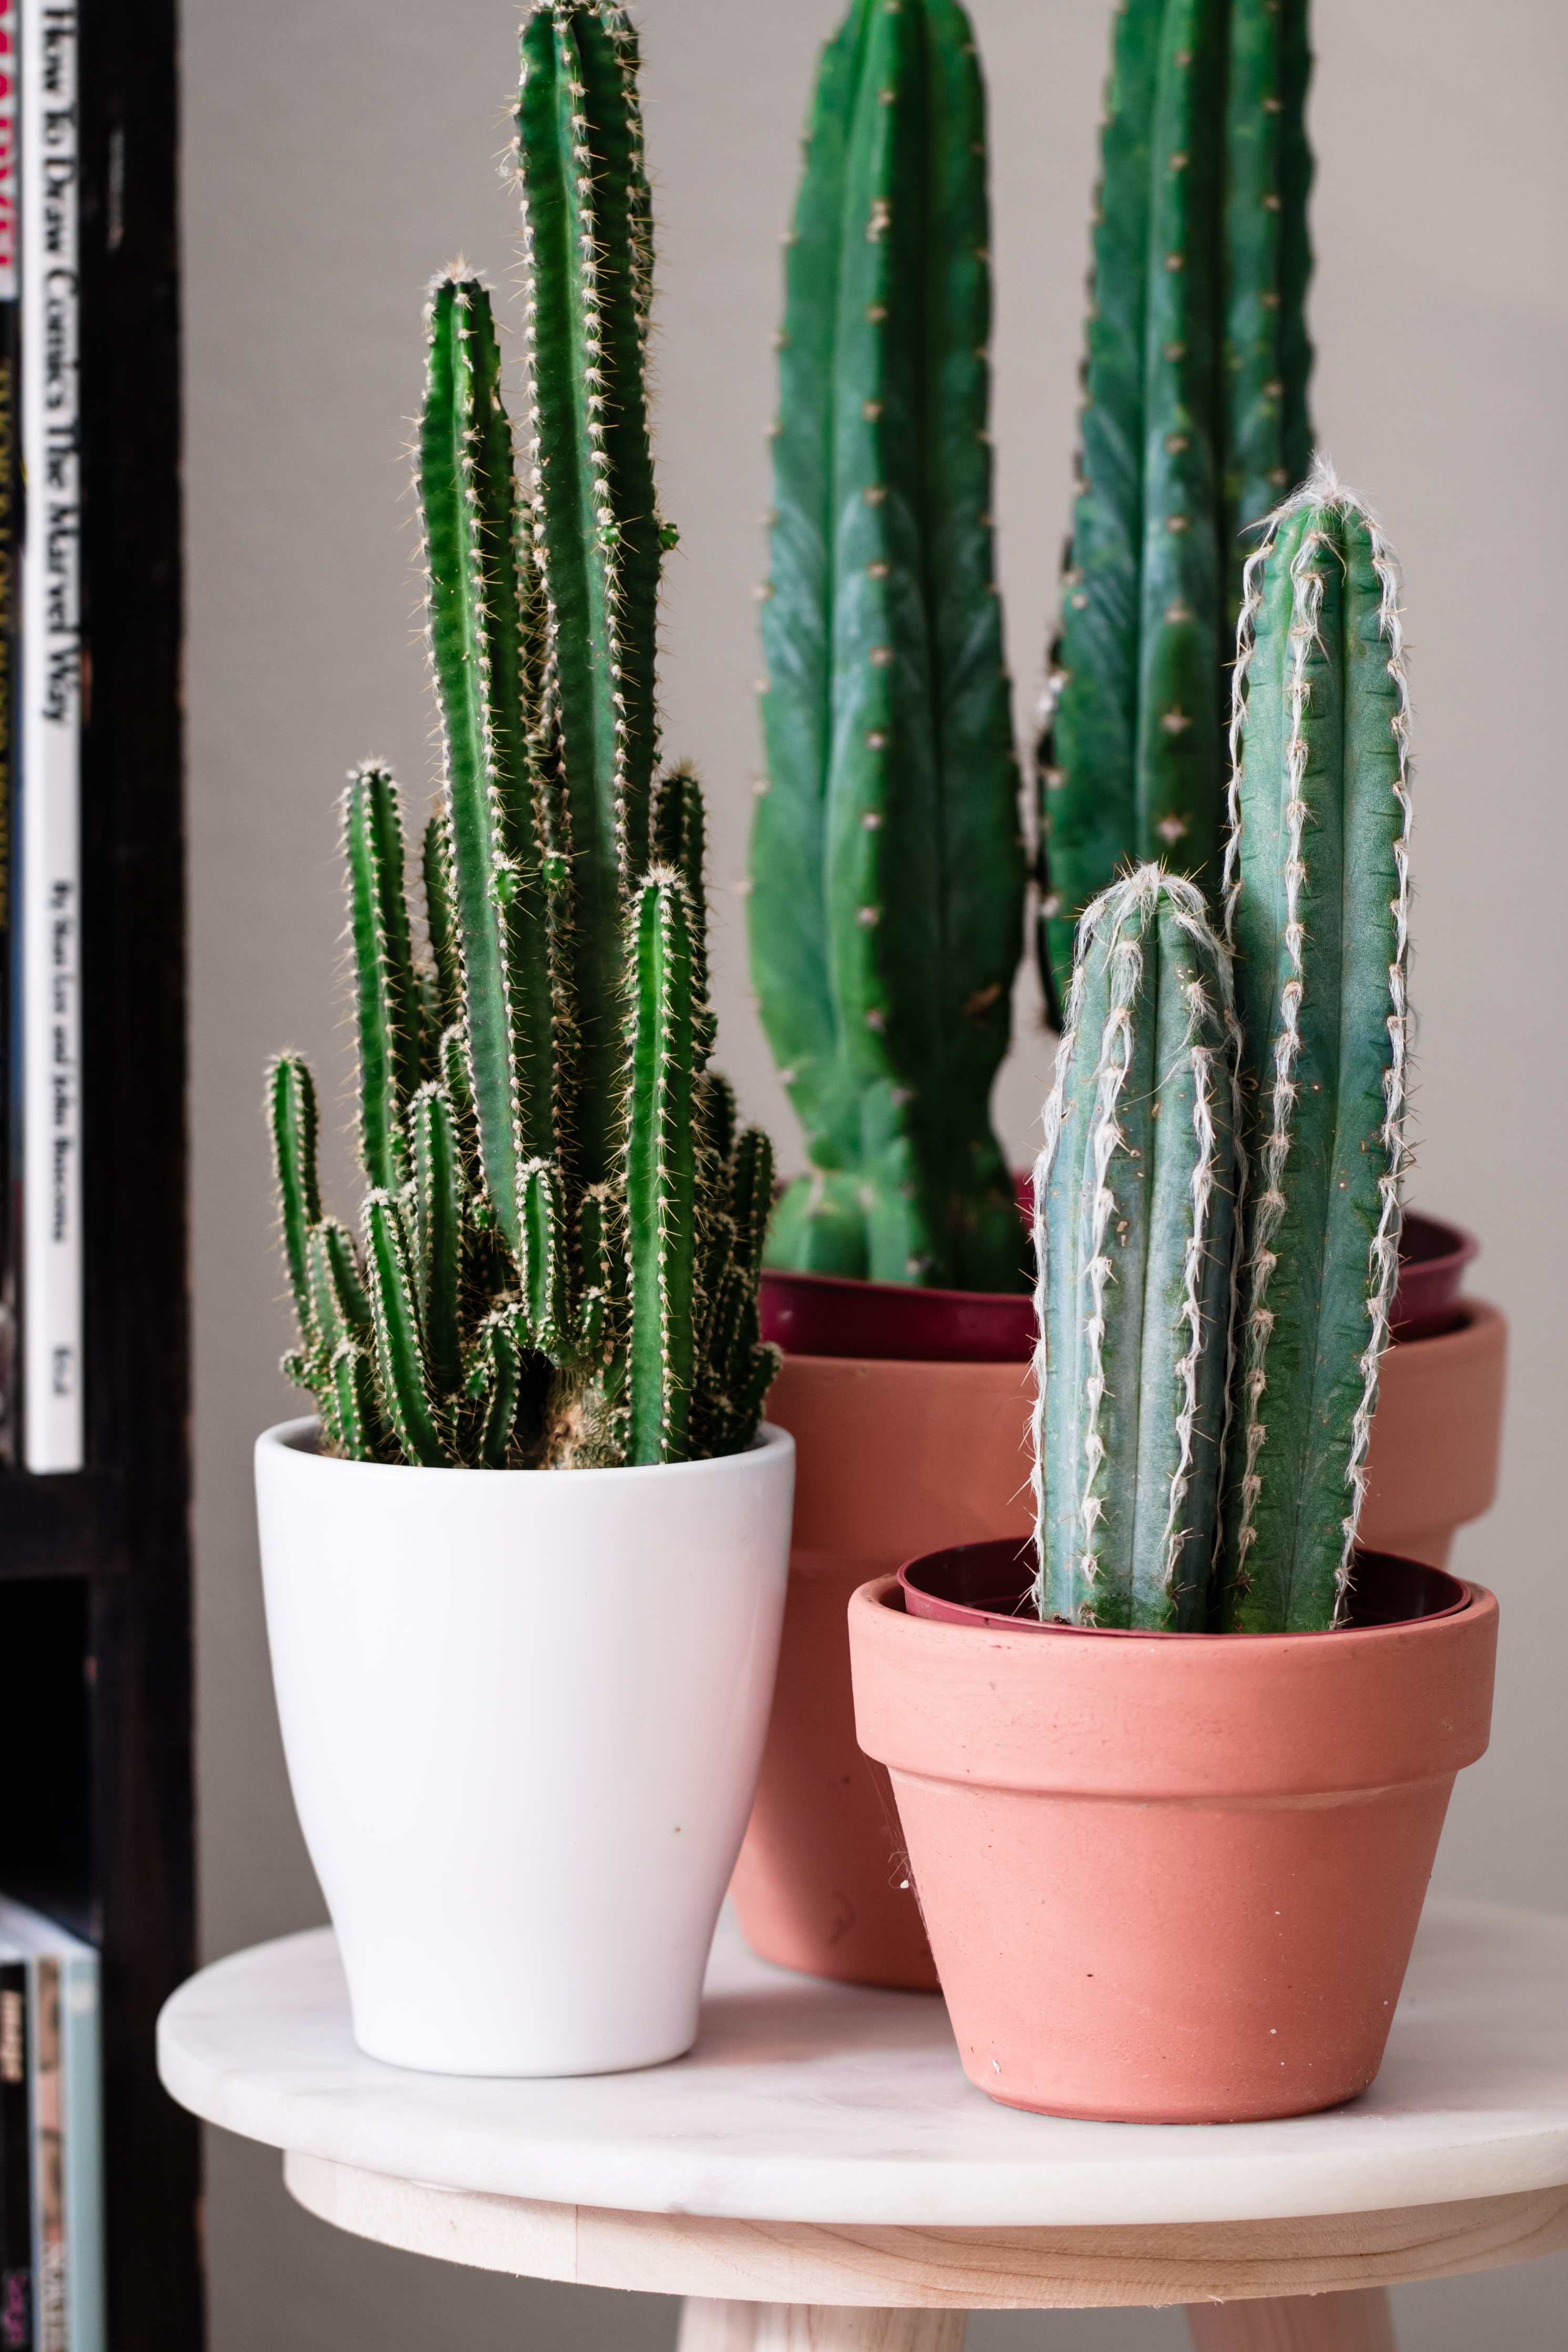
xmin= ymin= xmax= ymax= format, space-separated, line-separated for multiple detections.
xmin=749 ymin=0 xmax=1027 ymax=1294
xmin=1038 ymin=0 xmax=1313 ymax=1022
xmin=1032 ymin=866 xmax=1241 ymax=1630
xmin=1217 ymin=468 xmax=1410 ymax=1630
xmin=267 ymin=4 xmax=778 ymax=1470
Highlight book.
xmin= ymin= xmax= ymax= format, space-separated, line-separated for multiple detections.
xmin=0 ymin=0 xmax=17 ymax=1464
xmin=0 ymin=1904 xmax=101 ymax=2352
xmin=18 ymin=0 xmax=82 ymax=1472
xmin=0 ymin=1957 xmax=28 ymax=2352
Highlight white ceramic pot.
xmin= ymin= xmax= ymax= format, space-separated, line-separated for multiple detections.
xmin=254 ymin=1418 xmax=795 ymax=2077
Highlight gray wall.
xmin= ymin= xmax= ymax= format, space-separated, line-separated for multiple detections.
xmin=182 ymin=1 xmax=1568 ymax=2345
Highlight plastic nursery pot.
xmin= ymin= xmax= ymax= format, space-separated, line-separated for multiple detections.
xmin=1390 ymin=1211 xmax=1479 ymax=1341
xmin=254 ymin=1418 xmax=794 ymax=2077
xmin=848 ymin=1545 xmax=1498 ymax=2125
xmin=757 ymin=1206 xmax=1473 ymax=1364
xmin=729 ymin=1339 xmax=1033 ymax=1992
xmin=759 ymin=1266 xmax=1034 ymax=1363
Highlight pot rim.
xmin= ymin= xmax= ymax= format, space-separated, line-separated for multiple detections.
xmin=895 ymin=1543 xmax=1473 ymax=1642
xmin=257 ymin=1415 xmax=793 ymax=1485
xmin=850 ymin=1571 xmax=1500 ymax=1798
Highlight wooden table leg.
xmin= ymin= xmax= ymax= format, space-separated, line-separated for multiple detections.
xmin=677 ymin=2302 xmax=968 ymax=2351
xmin=1186 ymin=2287 xmax=1396 ymax=2351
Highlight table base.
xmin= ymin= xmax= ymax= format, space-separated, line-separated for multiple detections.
xmin=675 ymin=2291 xmax=1396 ymax=2350
xmin=284 ymin=2151 xmax=1568 ymax=2310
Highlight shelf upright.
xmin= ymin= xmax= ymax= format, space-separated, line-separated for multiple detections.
xmin=0 ymin=0 xmax=200 ymax=2346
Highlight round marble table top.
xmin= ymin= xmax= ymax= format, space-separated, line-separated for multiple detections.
xmin=158 ymin=1899 xmax=1568 ymax=2231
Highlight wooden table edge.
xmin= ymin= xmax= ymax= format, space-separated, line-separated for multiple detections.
xmin=280 ymin=2152 xmax=1568 ymax=2312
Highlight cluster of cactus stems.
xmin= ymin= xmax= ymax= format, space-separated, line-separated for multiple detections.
xmin=748 ymin=0 xmax=1028 ymax=1294
xmin=268 ymin=2 xmax=778 ymax=1470
xmin=1034 ymin=468 xmax=1410 ymax=1634
xmin=1038 ymin=0 xmax=1313 ymax=1024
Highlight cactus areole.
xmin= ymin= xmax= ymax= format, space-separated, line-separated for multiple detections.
xmin=748 ymin=0 xmax=1028 ymax=1299
xmin=267 ymin=3 xmax=779 ymax=1470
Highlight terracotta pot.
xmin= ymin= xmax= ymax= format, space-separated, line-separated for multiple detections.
xmin=1360 ymin=1301 xmax=1506 ymax=1567
xmin=727 ymin=1353 xmax=1033 ymax=1989
xmin=731 ymin=1297 xmax=1505 ymax=1988
xmin=848 ymin=1552 xmax=1499 ymax=2123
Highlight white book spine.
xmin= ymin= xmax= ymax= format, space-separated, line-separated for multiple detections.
xmin=0 ymin=12 xmax=16 ymax=306
xmin=60 ymin=1957 xmax=103 ymax=2352
xmin=19 ymin=0 xmax=81 ymax=1471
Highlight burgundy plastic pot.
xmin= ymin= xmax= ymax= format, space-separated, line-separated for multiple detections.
xmin=897 ymin=1535 xmax=1470 ymax=1633
xmin=758 ymin=1207 xmax=1478 ymax=1361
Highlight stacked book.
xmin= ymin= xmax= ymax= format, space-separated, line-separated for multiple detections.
xmin=0 ymin=1900 xmax=101 ymax=2352
xmin=0 ymin=0 xmax=85 ymax=1476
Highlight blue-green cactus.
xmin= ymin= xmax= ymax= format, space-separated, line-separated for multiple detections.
xmin=1033 ymin=866 xmax=1241 ymax=1630
xmin=1217 ymin=467 xmax=1411 ymax=1630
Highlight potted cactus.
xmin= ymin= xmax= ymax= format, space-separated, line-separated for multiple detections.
xmin=731 ymin=0 xmax=1040 ymax=1995
xmin=254 ymin=3 xmax=793 ymax=2080
xmin=1037 ymin=0 xmax=1503 ymax=1562
xmin=849 ymin=476 xmax=1499 ymax=2123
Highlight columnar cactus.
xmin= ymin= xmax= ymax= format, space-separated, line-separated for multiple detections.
xmin=1032 ymin=866 xmax=1241 ymax=1630
xmin=748 ymin=0 xmax=1028 ymax=1293
xmin=267 ymin=3 xmax=778 ymax=1470
xmin=1032 ymin=472 xmax=1413 ymax=1638
xmin=1217 ymin=467 xmax=1410 ymax=1630
xmin=1038 ymin=0 xmax=1313 ymax=1021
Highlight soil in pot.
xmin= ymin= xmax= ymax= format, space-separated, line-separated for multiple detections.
xmin=849 ymin=1545 xmax=1498 ymax=2124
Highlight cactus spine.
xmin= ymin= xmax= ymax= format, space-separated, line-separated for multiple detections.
xmin=268 ymin=4 xmax=778 ymax=1470
xmin=1032 ymin=866 xmax=1241 ymax=1630
xmin=1038 ymin=0 xmax=1313 ymax=1022
xmin=749 ymin=0 xmax=1027 ymax=1293
xmin=1217 ymin=467 xmax=1410 ymax=1631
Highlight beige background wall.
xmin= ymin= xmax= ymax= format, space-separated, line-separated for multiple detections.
xmin=181 ymin=2 xmax=1567 ymax=2345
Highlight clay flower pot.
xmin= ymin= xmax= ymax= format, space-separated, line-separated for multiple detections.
xmin=735 ymin=1216 xmax=1505 ymax=1992
xmin=849 ymin=1544 xmax=1499 ymax=2124
xmin=727 ymin=1344 xmax=1032 ymax=1990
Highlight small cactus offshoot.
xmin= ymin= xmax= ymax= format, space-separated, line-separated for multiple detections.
xmin=1033 ymin=866 xmax=1241 ymax=1631
xmin=267 ymin=4 xmax=778 ymax=1469
xmin=1037 ymin=0 xmax=1314 ymax=1022
xmin=748 ymin=0 xmax=1028 ymax=1293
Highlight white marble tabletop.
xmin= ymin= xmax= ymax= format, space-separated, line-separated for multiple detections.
xmin=158 ymin=1899 xmax=1568 ymax=2232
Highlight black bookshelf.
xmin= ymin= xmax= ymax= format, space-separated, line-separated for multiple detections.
xmin=0 ymin=3 xmax=200 ymax=2350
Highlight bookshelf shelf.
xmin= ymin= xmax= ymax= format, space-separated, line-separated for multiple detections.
xmin=0 ymin=1472 xmax=125 ymax=1578
xmin=0 ymin=2 xmax=200 ymax=2348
